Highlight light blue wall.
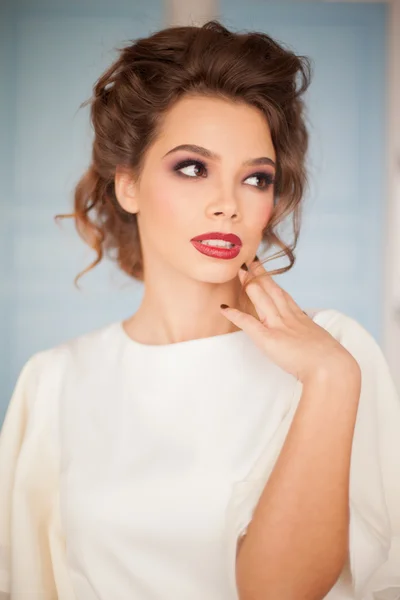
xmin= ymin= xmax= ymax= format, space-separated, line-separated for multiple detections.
xmin=1 ymin=1 xmax=17 ymax=422
xmin=0 ymin=2 xmax=387 ymax=422
xmin=0 ymin=0 xmax=165 ymax=422
xmin=219 ymin=2 xmax=387 ymax=336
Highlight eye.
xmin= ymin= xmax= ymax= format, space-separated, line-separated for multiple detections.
xmin=173 ymin=159 xmax=207 ymax=178
xmin=244 ymin=172 xmax=275 ymax=190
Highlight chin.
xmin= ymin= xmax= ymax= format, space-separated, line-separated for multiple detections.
xmin=189 ymin=261 xmax=242 ymax=284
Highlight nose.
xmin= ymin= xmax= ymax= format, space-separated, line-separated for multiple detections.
xmin=213 ymin=207 xmax=238 ymax=219
xmin=207 ymin=187 xmax=240 ymax=221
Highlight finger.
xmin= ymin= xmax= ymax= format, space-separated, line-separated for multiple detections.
xmin=248 ymin=260 xmax=303 ymax=318
xmin=238 ymin=267 xmax=282 ymax=328
xmin=248 ymin=261 xmax=292 ymax=317
xmin=219 ymin=304 xmax=272 ymax=350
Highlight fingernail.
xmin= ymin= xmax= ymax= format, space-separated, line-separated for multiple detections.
xmin=220 ymin=304 xmax=229 ymax=309
xmin=254 ymin=255 xmax=260 ymax=262
xmin=240 ymin=263 xmax=248 ymax=271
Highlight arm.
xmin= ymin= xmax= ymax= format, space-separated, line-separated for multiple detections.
xmin=0 ymin=351 xmax=65 ymax=599
xmin=236 ymin=360 xmax=361 ymax=600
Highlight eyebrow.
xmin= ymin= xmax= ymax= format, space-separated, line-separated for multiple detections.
xmin=163 ymin=144 xmax=276 ymax=168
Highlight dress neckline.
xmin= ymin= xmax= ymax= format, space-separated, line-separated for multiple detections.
xmin=116 ymin=320 xmax=247 ymax=351
xmin=114 ymin=308 xmax=326 ymax=353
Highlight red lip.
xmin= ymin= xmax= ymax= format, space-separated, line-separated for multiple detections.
xmin=190 ymin=241 xmax=241 ymax=260
xmin=190 ymin=232 xmax=242 ymax=246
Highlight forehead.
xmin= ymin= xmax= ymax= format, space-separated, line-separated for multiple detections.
xmin=154 ymin=94 xmax=275 ymax=159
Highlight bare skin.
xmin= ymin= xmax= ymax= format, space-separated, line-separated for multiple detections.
xmin=114 ymin=94 xmax=275 ymax=345
xmin=115 ymin=93 xmax=362 ymax=599
xmin=221 ymin=259 xmax=361 ymax=599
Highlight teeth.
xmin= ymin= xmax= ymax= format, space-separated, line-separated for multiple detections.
xmin=199 ymin=239 xmax=235 ymax=248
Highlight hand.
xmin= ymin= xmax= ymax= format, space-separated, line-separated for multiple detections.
xmin=220 ymin=259 xmax=359 ymax=384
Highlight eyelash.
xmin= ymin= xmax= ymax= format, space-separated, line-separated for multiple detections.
xmin=172 ymin=159 xmax=275 ymax=191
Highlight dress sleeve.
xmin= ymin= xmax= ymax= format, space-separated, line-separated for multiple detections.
xmin=0 ymin=355 xmax=37 ymax=596
xmin=224 ymin=310 xmax=400 ymax=600
xmin=0 ymin=351 xmax=71 ymax=600
xmin=328 ymin=313 xmax=400 ymax=600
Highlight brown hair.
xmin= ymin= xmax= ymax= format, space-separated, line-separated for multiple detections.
xmin=55 ymin=20 xmax=312 ymax=290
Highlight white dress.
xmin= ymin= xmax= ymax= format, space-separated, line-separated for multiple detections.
xmin=0 ymin=308 xmax=399 ymax=600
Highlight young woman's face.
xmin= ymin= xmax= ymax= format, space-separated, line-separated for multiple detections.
xmin=116 ymin=94 xmax=276 ymax=283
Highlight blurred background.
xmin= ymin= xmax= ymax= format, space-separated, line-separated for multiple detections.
xmin=1 ymin=0 xmax=399 ymax=423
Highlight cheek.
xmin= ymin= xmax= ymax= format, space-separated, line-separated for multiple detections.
xmin=145 ymin=176 xmax=175 ymax=217
xmin=143 ymin=177 xmax=189 ymax=233
xmin=253 ymin=198 xmax=274 ymax=231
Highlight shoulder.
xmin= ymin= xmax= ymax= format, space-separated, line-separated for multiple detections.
xmin=307 ymin=307 xmax=382 ymax=357
xmin=305 ymin=307 xmax=397 ymax=392
xmin=308 ymin=308 xmax=399 ymax=411
xmin=29 ymin=319 xmax=119 ymax=367
xmin=10 ymin=321 xmax=121 ymax=416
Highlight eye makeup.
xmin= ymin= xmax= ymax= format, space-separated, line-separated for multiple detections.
xmin=171 ymin=158 xmax=275 ymax=191
xmin=173 ymin=159 xmax=207 ymax=178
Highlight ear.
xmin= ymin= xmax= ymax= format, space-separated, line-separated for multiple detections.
xmin=114 ymin=165 xmax=139 ymax=214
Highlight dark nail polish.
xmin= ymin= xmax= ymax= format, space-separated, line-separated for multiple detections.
xmin=254 ymin=255 xmax=260 ymax=262
xmin=240 ymin=263 xmax=248 ymax=271
xmin=220 ymin=304 xmax=229 ymax=309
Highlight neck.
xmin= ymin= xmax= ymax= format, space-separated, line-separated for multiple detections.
xmin=123 ymin=269 xmax=255 ymax=346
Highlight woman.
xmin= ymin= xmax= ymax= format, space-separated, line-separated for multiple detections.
xmin=0 ymin=19 xmax=399 ymax=600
